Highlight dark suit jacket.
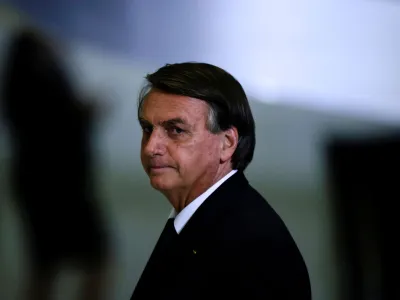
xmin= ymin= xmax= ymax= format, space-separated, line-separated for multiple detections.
xmin=131 ymin=172 xmax=311 ymax=299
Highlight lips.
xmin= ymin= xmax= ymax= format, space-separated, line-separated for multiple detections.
xmin=148 ymin=164 xmax=174 ymax=173
xmin=149 ymin=164 xmax=170 ymax=169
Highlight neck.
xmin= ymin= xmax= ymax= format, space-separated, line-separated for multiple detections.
xmin=164 ymin=165 xmax=233 ymax=213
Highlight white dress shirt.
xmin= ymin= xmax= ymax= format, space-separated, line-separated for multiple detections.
xmin=168 ymin=169 xmax=238 ymax=234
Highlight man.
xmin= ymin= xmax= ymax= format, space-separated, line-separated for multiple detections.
xmin=131 ymin=62 xmax=311 ymax=299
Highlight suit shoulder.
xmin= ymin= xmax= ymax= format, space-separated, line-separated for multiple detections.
xmin=219 ymin=184 xmax=311 ymax=297
xmin=219 ymin=183 xmax=307 ymax=265
xmin=226 ymin=184 xmax=291 ymax=238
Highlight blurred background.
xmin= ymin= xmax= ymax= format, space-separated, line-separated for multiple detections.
xmin=0 ymin=1 xmax=399 ymax=299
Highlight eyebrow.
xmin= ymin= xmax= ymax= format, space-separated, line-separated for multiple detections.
xmin=161 ymin=118 xmax=187 ymax=127
xmin=139 ymin=117 xmax=188 ymax=127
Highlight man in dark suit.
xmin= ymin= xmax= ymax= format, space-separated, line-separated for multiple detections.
xmin=131 ymin=62 xmax=311 ymax=299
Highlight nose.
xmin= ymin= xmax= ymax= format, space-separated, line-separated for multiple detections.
xmin=142 ymin=129 xmax=167 ymax=157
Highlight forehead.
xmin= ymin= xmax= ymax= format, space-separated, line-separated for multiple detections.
xmin=140 ymin=90 xmax=209 ymax=124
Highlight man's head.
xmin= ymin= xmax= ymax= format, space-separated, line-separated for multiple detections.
xmin=138 ymin=62 xmax=255 ymax=205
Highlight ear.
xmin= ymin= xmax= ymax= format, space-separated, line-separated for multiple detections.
xmin=220 ymin=127 xmax=239 ymax=163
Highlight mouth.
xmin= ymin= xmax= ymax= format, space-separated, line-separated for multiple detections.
xmin=148 ymin=165 xmax=174 ymax=173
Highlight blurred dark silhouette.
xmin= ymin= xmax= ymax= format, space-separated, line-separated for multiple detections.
xmin=1 ymin=27 xmax=111 ymax=300
xmin=326 ymin=132 xmax=400 ymax=300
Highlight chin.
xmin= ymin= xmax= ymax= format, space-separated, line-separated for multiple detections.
xmin=149 ymin=174 xmax=177 ymax=191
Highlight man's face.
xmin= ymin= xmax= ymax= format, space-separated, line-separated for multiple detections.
xmin=139 ymin=90 xmax=222 ymax=193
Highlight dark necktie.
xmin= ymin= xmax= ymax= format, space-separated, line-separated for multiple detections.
xmin=157 ymin=218 xmax=178 ymax=249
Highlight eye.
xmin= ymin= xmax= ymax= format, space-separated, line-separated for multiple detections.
xmin=142 ymin=126 xmax=153 ymax=134
xmin=168 ymin=126 xmax=185 ymax=136
xmin=172 ymin=127 xmax=184 ymax=134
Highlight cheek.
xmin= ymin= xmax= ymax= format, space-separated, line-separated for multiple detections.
xmin=168 ymin=144 xmax=185 ymax=169
xmin=140 ymin=142 xmax=149 ymax=167
xmin=140 ymin=150 xmax=145 ymax=164
xmin=140 ymin=138 xmax=145 ymax=154
xmin=177 ymin=140 xmax=219 ymax=170
xmin=140 ymin=141 xmax=145 ymax=157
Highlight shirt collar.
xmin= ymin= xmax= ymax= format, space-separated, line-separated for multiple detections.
xmin=169 ymin=170 xmax=238 ymax=234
